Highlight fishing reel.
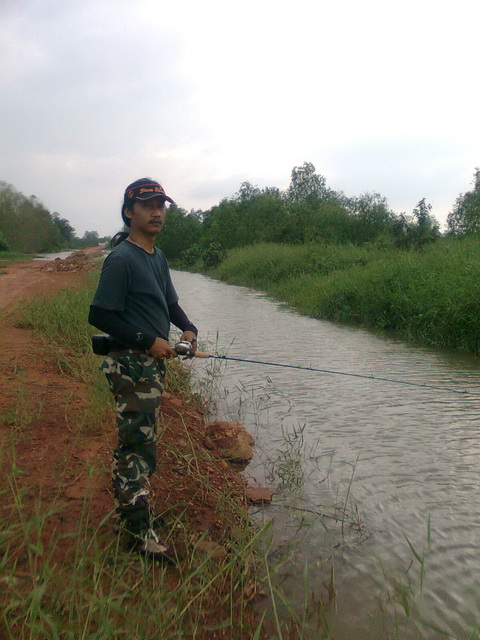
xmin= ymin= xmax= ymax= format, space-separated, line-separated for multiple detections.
xmin=174 ymin=340 xmax=193 ymax=356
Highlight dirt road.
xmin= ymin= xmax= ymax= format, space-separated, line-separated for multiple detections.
xmin=0 ymin=248 xmax=111 ymax=531
xmin=0 ymin=247 xmax=102 ymax=313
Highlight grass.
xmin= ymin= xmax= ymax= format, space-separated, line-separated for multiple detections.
xmin=213 ymin=236 xmax=480 ymax=355
xmin=0 ymin=251 xmax=31 ymax=270
xmin=214 ymin=242 xmax=374 ymax=289
xmin=0 ymin=470 xmax=268 ymax=639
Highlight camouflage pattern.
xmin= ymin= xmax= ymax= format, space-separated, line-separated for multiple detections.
xmin=101 ymin=351 xmax=166 ymax=535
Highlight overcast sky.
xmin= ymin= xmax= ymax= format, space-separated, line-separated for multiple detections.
xmin=1 ymin=0 xmax=479 ymax=237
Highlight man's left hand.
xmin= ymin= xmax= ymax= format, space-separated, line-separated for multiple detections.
xmin=180 ymin=331 xmax=198 ymax=357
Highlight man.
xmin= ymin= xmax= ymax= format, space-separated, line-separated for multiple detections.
xmin=88 ymin=178 xmax=198 ymax=562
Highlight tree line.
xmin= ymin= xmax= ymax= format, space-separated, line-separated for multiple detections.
xmin=3 ymin=163 xmax=478 ymax=258
xmin=157 ymin=162 xmax=479 ymax=266
xmin=0 ymin=182 xmax=107 ymax=253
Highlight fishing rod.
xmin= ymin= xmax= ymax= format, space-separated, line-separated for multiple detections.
xmin=174 ymin=341 xmax=480 ymax=397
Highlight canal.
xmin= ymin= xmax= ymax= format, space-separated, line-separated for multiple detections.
xmin=172 ymin=269 xmax=480 ymax=639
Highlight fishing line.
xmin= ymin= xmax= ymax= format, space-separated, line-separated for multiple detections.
xmin=192 ymin=351 xmax=480 ymax=397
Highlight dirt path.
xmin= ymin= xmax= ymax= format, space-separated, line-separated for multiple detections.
xmin=0 ymin=247 xmax=102 ymax=313
xmin=0 ymin=248 xmax=112 ymax=546
xmin=0 ymin=250 xmax=103 ymax=469
xmin=0 ymin=248 xmax=104 ymax=430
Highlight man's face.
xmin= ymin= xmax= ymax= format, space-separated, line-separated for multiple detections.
xmin=127 ymin=197 xmax=167 ymax=235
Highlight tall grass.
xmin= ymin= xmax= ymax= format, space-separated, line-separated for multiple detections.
xmin=20 ymin=283 xmax=95 ymax=345
xmin=214 ymin=237 xmax=480 ymax=354
xmin=215 ymin=242 xmax=375 ymax=289
xmin=1 ymin=465 xmax=269 ymax=640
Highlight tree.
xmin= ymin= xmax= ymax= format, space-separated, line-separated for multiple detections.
xmin=234 ymin=181 xmax=261 ymax=203
xmin=286 ymin=162 xmax=330 ymax=203
xmin=447 ymin=169 xmax=480 ymax=235
xmin=409 ymin=198 xmax=440 ymax=247
xmin=0 ymin=231 xmax=10 ymax=251
xmin=0 ymin=183 xmax=62 ymax=252
xmin=413 ymin=198 xmax=431 ymax=226
xmin=81 ymin=231 xmax=100 ymax=247
xmin=155 ymin=205 xmax=203 ymax=261
xmin=52 ymin=213 xmax=76 ymax=246
xmin=199 ymin=186 xmax=289 ymax=251
xmin=345 ymin=192 xmax=396 ymax=244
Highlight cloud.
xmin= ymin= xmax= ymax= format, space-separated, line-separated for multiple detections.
xmin=0 ymin=1 xmax=190 ymax=156
xmin=0 ymin=0 xmax=479 ymax=236
xmin=324 ymin=136 xmax=478 ymax=223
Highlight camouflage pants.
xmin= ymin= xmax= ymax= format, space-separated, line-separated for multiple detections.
xmin=101 ymin=352 xmax=166 ymax=535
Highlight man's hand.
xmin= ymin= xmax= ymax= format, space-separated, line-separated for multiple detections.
xmin=180 ymin=331 xmax=198 ymax=356
xmin=147 ymin=337 xmax=178 ymax=359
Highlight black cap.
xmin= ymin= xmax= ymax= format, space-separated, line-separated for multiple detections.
xmin=124 ymin=180 xmax=174 ymax=204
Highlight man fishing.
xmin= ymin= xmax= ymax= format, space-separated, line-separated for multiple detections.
xmin=88 ymin=178 xmax=198 ymax=562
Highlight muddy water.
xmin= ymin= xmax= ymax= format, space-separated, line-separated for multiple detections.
xmin=172 ymin=270 xmax=480 ymax=639
xmin=33 ymin=251 xmax=74 ymax=261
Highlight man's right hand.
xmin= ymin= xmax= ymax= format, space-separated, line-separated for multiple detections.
xmin=147 ymin=338 xmax=178 ymax=359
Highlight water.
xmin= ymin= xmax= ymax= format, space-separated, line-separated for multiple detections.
xmin=171 ymin=270 xmax=480 ymax=639
xmin=33 ymin=251 xmax=74 ymax=261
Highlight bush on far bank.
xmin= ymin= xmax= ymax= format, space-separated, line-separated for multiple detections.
xmin=213 ymin=235 xmax=480 ymax=355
